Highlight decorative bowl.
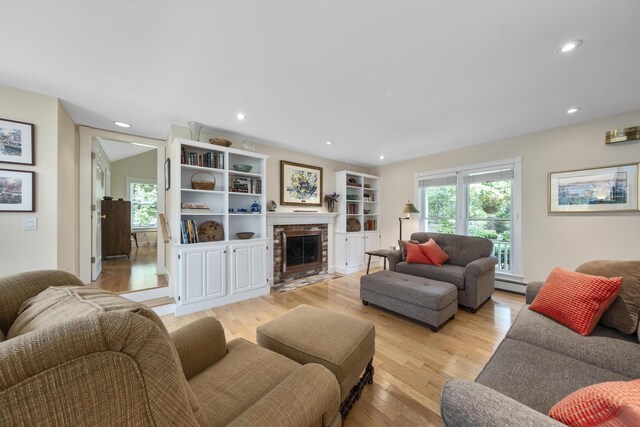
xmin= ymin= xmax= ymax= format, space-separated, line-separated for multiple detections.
xmin=232 ymin=164 xmax=253 ymax=173
xmin=236 ymin=232 xmax=255 ymax=240
xmin=346 ymin=195 xmax=358 ymax=200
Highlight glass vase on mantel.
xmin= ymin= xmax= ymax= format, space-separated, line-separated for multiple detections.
xmin=326 ymin=201 xmax=336 ymax=212
xmin=188 ymin=121 xmax=202 ymax=141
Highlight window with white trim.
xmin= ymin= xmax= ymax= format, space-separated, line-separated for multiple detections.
xmin=127 ymin=178 xmax=158 ymax=229
xmin=417 ymin=158 xmax=522 ymax=277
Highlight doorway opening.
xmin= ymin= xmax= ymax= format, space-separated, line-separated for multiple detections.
xmin=88 ymin=135 xmax=166 ymax=293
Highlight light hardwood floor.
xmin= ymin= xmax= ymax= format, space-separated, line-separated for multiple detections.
xmin=95 ymin=246 xmax=167 ymax=293
xmin=161 ymin=270 xmax=525 ymax=427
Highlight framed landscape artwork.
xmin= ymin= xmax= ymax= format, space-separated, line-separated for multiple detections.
xmin=0 ymin=169 xmax=35 ymax=212
xmin=549 ymin=163 xmax=639 ymax=213
xmin=0 ymin=118 xmax=34 ymax=165
xmin=280 ymin=160 xmax=323 ymax=206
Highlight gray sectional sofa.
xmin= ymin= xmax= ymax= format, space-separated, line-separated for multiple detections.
xmin=440 ymin=281 xmax=640 ymax=427
xmin=388 ymin=232 xmax=497 ymax=312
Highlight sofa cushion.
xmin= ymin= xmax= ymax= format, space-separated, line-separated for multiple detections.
xmin=405 ymin=242 xmax=432 ymax=264
xmin=396 ymin=262 xmax=465 ymax=289
xmin=420 ymin=238 xmax=450 ymax=266
xmin=397 ymin=239 xmax=419 ymax=261
xmin=410 ymin=232 xmax=493 ymax=266
xmin=576 ymin=260 xmax=640 ymax=335
xmin=189 ymin=338 xmax=300 ymax=426
xmin=529 ymin=267 xmax=621 ymax=335
xmin=476 ymin=338 xmax=630 ymax=414
xmin=7 ymin=286 xmax=168 ymax=339
xmin=549 ymin=379 xmax=640 ymax=427
xmin=507 ymin=307 xmax=640 ymax=378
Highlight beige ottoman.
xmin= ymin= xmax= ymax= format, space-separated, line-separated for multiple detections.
xmin=257 ymin=304 xmax=375 ymax=419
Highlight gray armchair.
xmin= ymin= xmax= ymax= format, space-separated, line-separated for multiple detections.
xmin=390 ymin=232 xmax=497 ymax=312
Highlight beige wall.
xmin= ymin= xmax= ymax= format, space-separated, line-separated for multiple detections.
xmin=0 ymin=85 xmax=62 ymax=275
xmin=57 ymin=101 xmax=79 ymax=274
xmin=109 ymin=149 xmax=157 ymax=200
xmin=374 ymin=110 xmax=640 ymax=282
xmin=169 ymin=125 xmax=372 ymax=210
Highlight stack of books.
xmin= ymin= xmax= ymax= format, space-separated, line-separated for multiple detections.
xmin=181 ymin=220 xmax=199 ymax=244
xmin=363 ymin=219 xmax=377 ymax=231
xmin=181 ymin=148 xmax=224 ymax=169
xmin=230 ymin=177 xmax=262 ymax=194
xmin=181 ymin=202 xmax=212 ymax=214
xmin=347 ymin=203 xmax=359 ymax=214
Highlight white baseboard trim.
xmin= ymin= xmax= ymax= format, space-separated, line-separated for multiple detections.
xmin=120 ymin=286 xmax=170 ymax=302
xmin=152 ymin=303 xmax=176 ymax=316
xmin=495 ymin=280 xmax=526 ymax=295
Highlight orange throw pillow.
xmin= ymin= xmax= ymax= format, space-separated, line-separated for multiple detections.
xmin=405 ymin=242 xmax=431 ymax=264
xmin=419 ymin=239 xmax=449 ymax=266
xmin=529 ymin=267 xmax=622 ymax=336
xmin=549 ymin=379 xmax=640 ymax=427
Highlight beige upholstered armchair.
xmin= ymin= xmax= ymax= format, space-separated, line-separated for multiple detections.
xmin=0 ymin=270 xmax=342 ymax=427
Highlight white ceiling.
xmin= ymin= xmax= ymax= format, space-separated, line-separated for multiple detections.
xmin=2 ymin=1 xmax=640 ymax=166
xmin=97 ymin=138 xmax=155 ymax=163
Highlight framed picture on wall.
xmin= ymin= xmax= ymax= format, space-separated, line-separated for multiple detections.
xmin=548 ymin=163 xmax=639 ymax=213
xmin=280 ymin=160 xmax=323 ymax=206
xmin=0 ymin=118 xmax=35 ymax=165
xmin=0 ymin=168 xmax=35 ymax=212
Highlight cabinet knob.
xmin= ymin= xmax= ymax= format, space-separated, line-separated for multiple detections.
xmin=100 ymin=215 xmax=106 ymax=219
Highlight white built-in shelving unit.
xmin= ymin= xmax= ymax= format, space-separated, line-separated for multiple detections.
xmin=334 ymin=171 xmax=382 ymax=274
xmin=170 ymin=138 xmax=269 ymax=315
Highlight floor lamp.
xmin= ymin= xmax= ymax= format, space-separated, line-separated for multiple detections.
xmin=398 ymin=201 xmax=420 ymax=241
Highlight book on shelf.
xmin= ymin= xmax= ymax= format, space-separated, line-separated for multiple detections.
xmin=181 ymin=202 xmax=209 ymax=209
xmin=363 ymin=219 xmax=377 ymax=231
xmin=347 ymin=203 xmax=358 ymax=214
xmin=181 ymin=219 xmax=200 ymax=244
xmin=230 ymin=177 xmax=262 ymax=194
xmin=181 ymin=147 xmax=224 ymax=169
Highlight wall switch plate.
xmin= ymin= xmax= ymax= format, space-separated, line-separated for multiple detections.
xmin=24 ymin=217 xmax=37 ymax=230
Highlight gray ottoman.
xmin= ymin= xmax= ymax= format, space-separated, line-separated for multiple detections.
xmin=360 ymin=270 xmax=457 ymax=331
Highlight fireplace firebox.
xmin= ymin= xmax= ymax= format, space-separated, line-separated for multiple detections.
xmin=282 ymin=230 xmax=322 ymax=276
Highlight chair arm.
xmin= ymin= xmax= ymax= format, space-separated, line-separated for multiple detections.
xmin=228 ymin=363 xmax=340 ymax=427
xmin=0 ymin=270 xmax=84 ymax=335
xmin=170 ymin=316 xmax=227 ymax=380
xmin=441 ymin=379 xmax=564 ymax=427
xmin=526 ymin=281 xmax=545 ymax=304
xmin=387 ymin=250 xmax=402 ymax=271
xmin=1 ymin=311 xmax=200 ymax=426
xmin=465 ymin=257 xmax=498 ymax=278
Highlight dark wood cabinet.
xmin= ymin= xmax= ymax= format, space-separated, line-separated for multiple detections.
xmin=102 ymin=200 xmax=131 ymax=258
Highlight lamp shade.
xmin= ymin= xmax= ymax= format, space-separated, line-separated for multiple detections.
xmin=399 ymin=201 xmax=420 ymax=215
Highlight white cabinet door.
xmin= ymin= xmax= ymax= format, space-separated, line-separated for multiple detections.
xmin=250 ymin=243 xmax=266 ymax=287
xmin=204 ymin=246 xmax=226 ymax=298
xmin=183 ymin=249 xmax=204 ymax=303
xmin=365 ymin=232 xmax=381 ymax=253
xmin=180 ymin=244 xmax=227 ymax=305
xmin=346 ymin=233 xmax=365 ymax=267
xmin=231 ymin=241 xmax=267 ymax=293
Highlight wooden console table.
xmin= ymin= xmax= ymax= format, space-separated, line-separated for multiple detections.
xmin=365 ymin=249 xmax=391 ymax=274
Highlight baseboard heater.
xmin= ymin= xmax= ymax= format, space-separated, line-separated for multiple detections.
xmin=495 ymin=278 xmax=526 ymax=295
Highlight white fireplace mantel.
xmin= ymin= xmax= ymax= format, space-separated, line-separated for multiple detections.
xmin=267 ymin=211 xmax=338 ymax=226
xmin=266 ymin=212 xmax=339 ymax=287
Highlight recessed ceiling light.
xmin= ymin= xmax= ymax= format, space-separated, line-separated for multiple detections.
xmin=567 ymin=107 xmax=580 ymax=114
xmin=114 ymin=121 xmax=131 ymax=128
xmin=326 ymin=141 xmax=333 ymax=145
xmin=236 ymin=112 xmax=246 ymax=121
xmin=560 ymin=40 xmax=582 ymax=53
xmin=379 ymin=155 xmax=385 ymax=160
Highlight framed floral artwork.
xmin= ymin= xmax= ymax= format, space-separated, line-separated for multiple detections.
xmin=0 ymin=168 xmax=35 ymax=212
xmin=0 ymin=118 xmax=35 ymax=165
xmin=280 ymin=160 xmax=323 ymax=206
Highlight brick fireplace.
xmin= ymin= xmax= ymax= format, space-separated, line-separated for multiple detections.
xmin=266 ymin=212 xmax=338 ymax=287
xmin=273 ymin=224 xmax=328 ymax=284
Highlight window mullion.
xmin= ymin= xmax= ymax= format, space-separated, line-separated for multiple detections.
xmin=456 ymin=173 xmax=465 ymax=235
